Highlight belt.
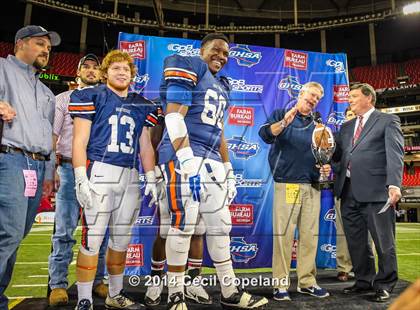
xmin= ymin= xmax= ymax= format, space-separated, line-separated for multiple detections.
xmin=57 ymin=154 xmax=72 ymax=165
xmin=0 ymin=145 xmax=50 ymax=161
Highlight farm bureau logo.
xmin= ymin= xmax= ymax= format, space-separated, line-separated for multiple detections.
xmin=229 ymin=45 xmax=262 ymax=67
xmin=327 ymin=111 xmax=346 ymax=127
xmin=119 ymin=40 xmax=145 ymax=59
xmin=230 ymin=237 xmax=258 ymax=263
xmin=167 ymin=43 xmax=200 ymax=57
xmin=278 ymin=75 xmax=302 ymax=99
xmin=130 ymin=73 xmax=149 ymax=94
xmin=326 ymin=59 xmax=346 ymax=73
xmin=227 ymin=136 xmax=260 ymax=160
xmin=227 ymin=77 xmax=264 ymax=93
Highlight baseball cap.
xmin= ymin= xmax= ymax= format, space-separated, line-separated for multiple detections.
xmin=15 ymin=25 xmax=61 ymax=46
xmin=77 ymin=54 xmax=100 ymax=70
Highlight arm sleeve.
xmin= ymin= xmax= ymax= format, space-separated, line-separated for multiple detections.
xmin=258 ymin=109 xmax=284 ymax=144
xmin=144 ymin=99 xmax=164 ymax=127
xmin=69 ymin=89 xmax=96 ymax=121
xmin=385 ymin=115 xmax=404 ymax=187
xmin=53 ymin=92 xmax=69 ymax=136
xmin=163 ymin=55 xmax=203 ymax=106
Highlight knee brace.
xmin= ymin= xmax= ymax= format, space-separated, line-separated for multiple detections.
xmin=77 ymin=246 xmax=99 ymax=271
xmin=206 ymin=235 xmax=231 ymax=263
xmin=165 ymin=227 xmax=193 ymax=266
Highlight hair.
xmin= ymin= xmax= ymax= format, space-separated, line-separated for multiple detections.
xmin=201 ymin=33 xmax=229 ymax=47
xmin=100 ymin=50 xmax=137 ymax=81
xmin=300 ymin=81 xmax=324 ymax=98
xmin=350 ymin=83 xmax=376 ymax=105
xmin=14 ymin=37 xmax=30 ymax=54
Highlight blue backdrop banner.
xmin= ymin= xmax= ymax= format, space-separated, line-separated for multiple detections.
xmin=117 ymin=32 xmax=349 ymax=275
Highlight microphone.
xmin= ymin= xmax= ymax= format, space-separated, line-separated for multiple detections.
xmin=312 ymin=111 xmax=323 ymax=124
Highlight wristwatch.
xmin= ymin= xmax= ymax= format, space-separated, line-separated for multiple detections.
xmin=279 ymin=119 xmax=287 ymax=128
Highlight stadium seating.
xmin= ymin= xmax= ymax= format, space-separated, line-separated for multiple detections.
xmin=404 ymin=58 xmax=420 ymax=85
xmin=351 ymin=62 xmax=399 ymax=89
xmin=403 ymin=166 xmax=420 ymax=187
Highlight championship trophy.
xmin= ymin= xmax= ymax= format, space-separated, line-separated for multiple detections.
xmin=311 ymin=120 xmax=336 ymax=185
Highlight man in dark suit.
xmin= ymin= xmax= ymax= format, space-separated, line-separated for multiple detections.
xmin=332 ymin=83 xmax=404 ymax=302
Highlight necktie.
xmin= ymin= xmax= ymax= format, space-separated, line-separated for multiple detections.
xmin=352 ymin=115 xmax=364 ymax=145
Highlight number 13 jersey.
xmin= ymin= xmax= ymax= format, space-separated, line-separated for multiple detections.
xmin=69 ymin=84 xmax=159 ymax=169
xmin=158 ymin=55 xmax=231 ymax=164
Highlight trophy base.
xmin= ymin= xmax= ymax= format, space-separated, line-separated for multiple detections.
xmin=312 ymin=180 xmax=334 ymax=191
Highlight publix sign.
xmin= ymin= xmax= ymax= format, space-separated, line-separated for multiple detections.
xmin=39 ymin=73 xmax=61 ymax=81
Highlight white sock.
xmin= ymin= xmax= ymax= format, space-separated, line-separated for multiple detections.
xmin=167 ymin=271 xmax=184 ymax=300
xmin=214 ymin=260 xmax=238 ymax=298
xmin=77 ymin=280 xmax=94 ymax=303
xmin=108 ymin=273 xmax=124 ymax=297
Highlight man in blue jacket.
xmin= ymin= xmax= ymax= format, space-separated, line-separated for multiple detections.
xmin=258 ymin=81 xmax=330 ymax=302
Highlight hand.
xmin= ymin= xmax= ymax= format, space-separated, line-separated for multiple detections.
xmin=319 ymin=164 xmax=332 ymax=179
xmin=389 ymin=278 xmax=420 ymax=310
xmin=282 ymin=106 xmax=298 ymax=127
xmin=188 ymin=174 xmax=201 ymax=202
xmin=145 ymin=170 xmax=158 ymax=207
xmin=42 ymin=180 xmax=54 ymax=197
xmin=224 ymin=162 xmax=237 ymax=204
xmin=176 ymin=148 xmax=202 ymax=202
xmin=155 ymin=166 xmax=166 ymax=201
xmin=74 ymin=167 xmax=93 ymax=209
xmin=54 ymin=170 xmax=60 ymax=191
xmin=0 ymin=101 xmax=16 ymax=122
xmin=388 ymin=186 xmax=402 ymax=207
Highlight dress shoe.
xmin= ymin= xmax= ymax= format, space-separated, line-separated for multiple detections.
xmin=337 ymin=272 xmax=349 ymax=281
xmin=370 ymin=289 xmax=391 ymax=302
xmin=343 ymin=284 xmax=372 ymax=294
xmin=49 ymin=288 xmax=68 ymax=306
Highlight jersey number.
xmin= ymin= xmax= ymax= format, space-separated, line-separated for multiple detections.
xmin=107 ymin=115 xmax=135 ymax=154
xmin=201 ymin=89 xmax=226 ymax=129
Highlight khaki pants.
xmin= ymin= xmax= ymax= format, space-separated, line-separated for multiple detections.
xmin=272 ymin=182 xmax=321 ymax=289
xmin=335 ymin=198 xmax=353 ymax=273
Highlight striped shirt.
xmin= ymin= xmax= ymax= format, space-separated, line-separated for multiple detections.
xmin=53 ymin=90 xmax=74 ymax=158
xmin=54 ymin=86 xmax=96 ymax=158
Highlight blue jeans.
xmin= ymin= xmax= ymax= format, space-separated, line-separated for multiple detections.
xmin=48 ymin=162 xmax=108 ymax=290
xmin=0 ymin=152 xmax=46 ymax=310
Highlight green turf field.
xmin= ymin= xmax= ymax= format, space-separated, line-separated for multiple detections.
xmin=6 ymin=222 xmax=420 ymax=308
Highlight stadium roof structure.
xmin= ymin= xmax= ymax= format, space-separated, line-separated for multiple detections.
xmin=26 ymin=0 xmax=417 ymax=34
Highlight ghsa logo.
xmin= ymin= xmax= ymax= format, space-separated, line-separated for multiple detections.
xmin=327 ymin=111 xmax=346 ymax=127
xmin=167 ymin=43 xmax=200 ymax=57
xmin=278 ymin=75 xmax=302 ymax=98
xmin=324 ymin=208 xmax=336 ymax=228
xmin=229 ymin=45 xmax=262 ymax=68
xmin=130 ymin=73 xmax=149 ymax=94
xmin=326 ymin=59 xmax=346 ymax=73
xmin=230 ymin=237 xmax=258 ymax=263
xmin=227 ymin=136 xmax=260 ymax=160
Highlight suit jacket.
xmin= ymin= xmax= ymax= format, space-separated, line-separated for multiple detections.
xmin=333 ymin=109 xmax=404 ymax=202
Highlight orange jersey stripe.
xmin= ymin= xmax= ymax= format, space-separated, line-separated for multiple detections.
xmin=68 ymin=105 xmax=95 ymax=111
xmin=164 ymin=70 xmax=198 ymax=83
xmin=168 ymin=161 xmax=181 ymax=228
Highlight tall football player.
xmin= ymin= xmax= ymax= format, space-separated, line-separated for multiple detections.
xmin=158 ymin=33 xmax=268 ymax=310
xmin=70 ymin=50 xmax=158 ymax=310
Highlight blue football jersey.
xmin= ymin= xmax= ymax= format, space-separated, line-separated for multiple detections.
xmin=69 ymin=84 xmax=160 ymax=168
xmin=158 ymin=55 xmax=231 ymax=164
